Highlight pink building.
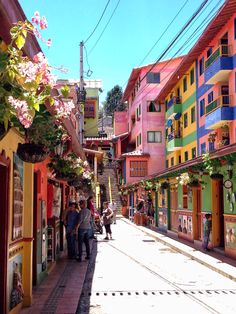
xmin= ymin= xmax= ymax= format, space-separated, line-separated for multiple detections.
xmin=118 ymin=57 xmax=183 ymax=185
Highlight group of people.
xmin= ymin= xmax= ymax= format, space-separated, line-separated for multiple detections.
xmin=63 ymin=197 xmax=117 ymax=261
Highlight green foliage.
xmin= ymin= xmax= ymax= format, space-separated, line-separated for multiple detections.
xmin=202 ymin=152 xmax=221 ymax=175
xmin=103 ymin=85 xmax=126 ymax=115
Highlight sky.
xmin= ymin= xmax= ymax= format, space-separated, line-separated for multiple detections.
xmin=19 ymin=0 xmax=226 ymax=104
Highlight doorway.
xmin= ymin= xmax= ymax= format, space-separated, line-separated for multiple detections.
xmin=0 ymin=152 xmax=10 ymax=314
xmin=212 ymin=180 xmax=225 ymax=248
xmin=193 ymin=187 xmax=202 ymax=240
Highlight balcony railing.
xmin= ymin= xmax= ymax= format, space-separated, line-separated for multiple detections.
xmin=167 ymin=96 xmax=182 ymax=110
xmin=205 ymin=45 xmax=230 ymax=69
xmin=167 ymin=130 xmax=182 ymax=142
xmin=205 ymin=95 xmax=231 ymax=115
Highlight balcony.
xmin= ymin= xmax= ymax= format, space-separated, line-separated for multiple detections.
xmin=167 ymin=130 xmax=182 ymax=152
xmin=205 ymin=95 xmax=233 ymax=129
xmin=166 ymin=96 xmax=182 ymax=119
xmin=204 ymin=45 xmax=233 ymax=84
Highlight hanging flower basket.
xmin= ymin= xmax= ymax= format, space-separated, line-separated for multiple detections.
xmin=210 ymin=173 xmax=224 ymax=181
xmin=0 ymin=123 xmax=10 ymax=141
xmin=17 ymin=143 xmax=48 ymax=163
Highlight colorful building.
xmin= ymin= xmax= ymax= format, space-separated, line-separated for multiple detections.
xmin=123 ymin=0 xmax=236 ymax=260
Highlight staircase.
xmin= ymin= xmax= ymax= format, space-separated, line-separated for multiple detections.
xmin=97 ymin=165 xmax=122 ymax=213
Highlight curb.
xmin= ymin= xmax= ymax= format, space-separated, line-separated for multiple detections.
xmin=121 ymin=217 xmax=236 ymax=282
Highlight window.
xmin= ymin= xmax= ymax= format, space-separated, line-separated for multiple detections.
xmin=84 ymin=100 xmax=96 ymax=118
xmin=185 ymin=151 xmax=188 ymax=161
xmin=139 ymin=104 xmax=141 ymax=115
xmin=146 ymin=72 xmax=160 ymax=84
xmin=166 ymin=160 xmax=169 ymax=168
xmin=192 ymin=147 xmax=196 ymax=159
xmin=147 ymin=101 xmax=161 ymax=112
xmin=183 ymin=77 xmax=187 ymax=92
xmin=130 ymin=161 xmax=147 ymax=177
xmin=207 ymin=47 xmax=212 ymax=58
xmin=184 ymin=113 xmax=188 ymax=128
xmin=209 ymin=142 xmax=215 ymax=152
xmin=147 ymin=131 xmax=162 ymax=143
xmin=190 ymin=68 xmax=194 ymax=85
xmin=200 ymin=98 xmax=205 ymax=117
xmin=199 ymin=57 xmax=204 ymax=75
xmin=208 ymin=91 xmax=214 ymax=104
xmin=165 ymin=99 xmax=168 ymax=111
xmin=178 ymin=155 xmax=181 ymax=164
xmin=191 ymin=106 xmax=196 ymax=123
xmin=201 ymin=142 xmax=206 ymax=154
xmin=137 ymin=133 xmax=142 ymax=146
xmin=171 ymin=157 xmax=174 ymax=166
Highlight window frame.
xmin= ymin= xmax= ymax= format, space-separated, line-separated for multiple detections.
xmin=147 ymin=131 xmax=162 ymax=143
xmin=130 ymin=160 xmax=148 ymax=177
xmin=183 ymin=76 xmax=187 ymax=93
xmin=200 ymin=98 xmax=205 ymax=117
xmin=190 ymin=68 xmax=195 ymax=85
xmin=184 ymin=112 xmax=188 ymax=128
xmin=191 ymin=106 xmax=196 ymax=123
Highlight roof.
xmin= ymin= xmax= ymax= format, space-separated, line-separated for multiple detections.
xmin=122 ymin=150 xmax=150 ymax=157
xmin=122 ymin=56 xmax=184 ymax=102
xmin=156 ymin=0 xmax=236 ymax=102
xmin=112 ymin=132 xmax=129 ymax=141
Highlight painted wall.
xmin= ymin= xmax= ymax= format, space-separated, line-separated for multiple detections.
xmin=114 ymin=111 xmax=128 ymax=136
xmin=84 ymin=88 xmax=99 ymax=137
xmin=0 ymin=128 xmax=34 ymax=311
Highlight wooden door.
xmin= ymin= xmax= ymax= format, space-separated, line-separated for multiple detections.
xmin=212 ymin=180 xmax=224 ymax=247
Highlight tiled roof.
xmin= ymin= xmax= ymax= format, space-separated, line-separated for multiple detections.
xmin=122 ymin=150 xmax=150 ymax=157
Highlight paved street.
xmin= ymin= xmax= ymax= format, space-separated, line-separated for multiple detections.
xmin=77 ymin=219 xmax=236 ymax=314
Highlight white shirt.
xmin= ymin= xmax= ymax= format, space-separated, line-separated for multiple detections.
xmin=109 ymin=202 xmax=117 ymax=212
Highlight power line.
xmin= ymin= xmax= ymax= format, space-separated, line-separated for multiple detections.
xmin=137 ymin=0 xmax=189 ymax=67
xmin=84 ymin=0 xmax=111 ymax=44
xmin=124 ymin=0 xmax=220 ymax=105
xmin=89 ymin=0 xmax=121 ymax=55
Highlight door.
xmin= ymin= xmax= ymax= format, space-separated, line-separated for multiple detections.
xmin=212 ymin=180 xmax=225 ymax=247
xmin=192 ymin=187 xmax=202 ymax=240
xmin=32 ymin=172 xmax=38 ymax=286
xmin=0 ymin=152 xmax=10 ymax=314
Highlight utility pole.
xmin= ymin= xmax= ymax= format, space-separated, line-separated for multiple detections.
xmin=77 ymin=41 xmax=86 ymax=144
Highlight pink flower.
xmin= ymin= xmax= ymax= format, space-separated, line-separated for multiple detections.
xmin=46 ymin=38 xmax=52 ymax=47
xmin=8 ymin=96 xmax=33 ymax=128
xmin=54 ymin=99 xmax=75 ymax=118
xmin=40 ymin=16 xmax=48 ymax=30
xmin=31 ymin=11 xmax=40 ymax=25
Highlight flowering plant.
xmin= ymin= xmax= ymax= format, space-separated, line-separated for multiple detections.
xmin=176 ymin=172 xmax=204 ymax=187
xmin=0 ymin=13 xmax=74 ymax=130
xmin=48 ymin=153 xmax=94 ymax=182
xmin=176 ymin=173 xmax=191 ymax=186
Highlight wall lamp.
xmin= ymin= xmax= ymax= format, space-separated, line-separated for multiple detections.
xmin=227 ymin=161 xmax=233 ymax=179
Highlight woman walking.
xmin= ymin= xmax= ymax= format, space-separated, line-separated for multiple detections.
xmin=102 ymin=201 xmax=113 ymax=240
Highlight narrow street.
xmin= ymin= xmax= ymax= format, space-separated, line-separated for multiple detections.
xmin=77 ymin=219 xmax=236 ymax=314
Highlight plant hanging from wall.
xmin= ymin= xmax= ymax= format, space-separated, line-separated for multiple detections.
xmin=202 ymin=152 xmax=223 ymax=180
xmin=0 ymin=12 xmax=74 ymax=131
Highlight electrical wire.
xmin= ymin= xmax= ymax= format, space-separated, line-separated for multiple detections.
xmin=135 ymin=0 xmax=224 ymax=107
xmin=84 ymin=0 xmax=111 ymax=44
xmin=137 ymin=0 xmax=189 ymax=67
xmin=124 ymin=0 xmax=223 ymax=108
xmin=89 ymin=0 xmax=121 ymax=55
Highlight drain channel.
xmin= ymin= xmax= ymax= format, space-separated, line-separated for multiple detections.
xmin=81 ymin=289 xmax=236 ymax=297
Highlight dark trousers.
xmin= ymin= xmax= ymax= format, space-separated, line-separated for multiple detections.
xmin=78 ymin=229 xmax=90 ymax=258
xmin=104 ymin=224 xmax=112 ymax=234
xmin=202 ymin=233 xmax=210 ymax=250
xmin=66 ymin=232 xmax=76 ymax=258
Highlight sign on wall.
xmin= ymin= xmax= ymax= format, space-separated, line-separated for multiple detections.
xmin=8 ymin=255 xmax=24 ymax=310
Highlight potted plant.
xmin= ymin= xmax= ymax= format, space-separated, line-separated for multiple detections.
xmin=202 ymin=152 xmax=223 ymax=180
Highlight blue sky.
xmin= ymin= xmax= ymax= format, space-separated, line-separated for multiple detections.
xmin=19 ymin=0 xmax=225 ymax=103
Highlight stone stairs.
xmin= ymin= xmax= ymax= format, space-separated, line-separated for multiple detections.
xmin=97 ymin=166 xmax=122 ymax=212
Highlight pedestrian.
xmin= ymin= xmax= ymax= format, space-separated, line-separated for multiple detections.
xmin=76 ymin=199 xmax=91 ymax=262
xmin=109 ymin=200 xmax=118 ymax=224
xmin=202 ymin=213 xmax=212 ymax=251
xmin=103 ymin=201 xmax=113 ymax=240
xmin=64 ymin=201 xmax=79 ymax=259
xmin=87 ymin=195 xmax=97 ymax=239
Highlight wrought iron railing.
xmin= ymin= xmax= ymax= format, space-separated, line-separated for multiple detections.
xmin=205 ymin=45 xmax=230 ymax=69
xmin=205 ymin=95 xmax=230 ymax=115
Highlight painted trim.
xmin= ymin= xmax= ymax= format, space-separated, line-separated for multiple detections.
xmin=182 ymin=92 xmax=196 ymax=112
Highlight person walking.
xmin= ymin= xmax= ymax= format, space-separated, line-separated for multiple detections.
xmin=202 ymin=213 xmax=212 ymax=251
xmin=64 ymin=201 xmax=79 ymax=259
xmin=87 ymin=195 xmax=97 ymax=239
xmin=103 ymin=201 xmax=113 ymax=240
xmin=76 ymin=199 xmax=91 ymax=262
xmin=109 ymin=200 xmax=118 ymax=224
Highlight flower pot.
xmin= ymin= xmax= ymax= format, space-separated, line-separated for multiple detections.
xmin=17 ymin=143 xmax=48 ymax=163
xmin=210 ymin=173 xmax=223 ymax=181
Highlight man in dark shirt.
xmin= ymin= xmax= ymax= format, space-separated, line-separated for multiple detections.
xmin=64 ymin=201 xmax=79 ymax=259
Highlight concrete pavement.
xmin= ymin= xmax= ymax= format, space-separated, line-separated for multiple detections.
xmin=20 ymin=216 xmax=236 ymax=313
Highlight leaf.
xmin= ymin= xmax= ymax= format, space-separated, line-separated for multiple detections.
xmin=33 ymin=102 xmax=40 ymax=111
xmin=15 ymin=35 xmax=25 ymax=50
xmin=10 ymin=26 xmax=19 ymax=37
xmin=61 ymin=85 xmax=70 ymax=98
